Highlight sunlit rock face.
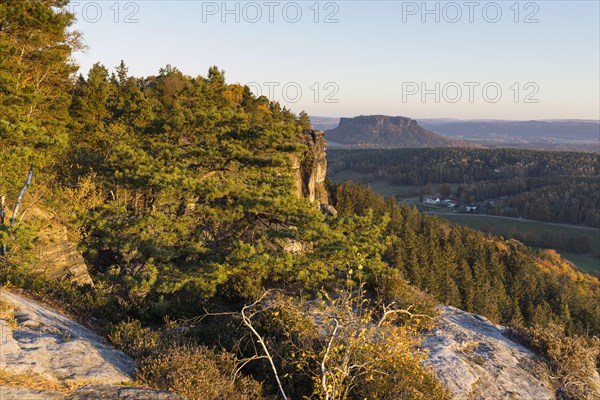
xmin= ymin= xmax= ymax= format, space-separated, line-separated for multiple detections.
xmin=293 ymin=129 xmax=329 ymax=206
xmin=422 ymin=306 xmax=555 ymax=400
xmin=26 ymin=207 xmax=92 ymax=285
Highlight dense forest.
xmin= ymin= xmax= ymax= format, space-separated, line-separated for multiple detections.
xmin=1 ymin=2 xmax=599 ymax=399
xmin=328 ymin=148 xmax=600 ymax=227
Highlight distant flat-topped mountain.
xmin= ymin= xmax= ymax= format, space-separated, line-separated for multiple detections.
xmin=324 ymin=115 xmax=473 ymax=148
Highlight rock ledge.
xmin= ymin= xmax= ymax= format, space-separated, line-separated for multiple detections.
xmin=422 ymin=305 xmax=554 ymax=400
xmin=0 ymin=290 xmax=181 ymax=399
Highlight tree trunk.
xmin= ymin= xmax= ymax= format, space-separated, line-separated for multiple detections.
xmin=10 ymin=164 xmax=34 ymax=226
xmin=1 ymin=195 xmax=5 ymax=255
xmin=1 ymin=195 xmax=5 ymax=226
xmin=1 ymin=165 xmax=34 ymax=256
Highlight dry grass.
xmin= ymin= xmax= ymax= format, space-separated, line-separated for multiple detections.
xmin=0 ymin=299 xmax=17 ymax=329
xmin=459 ymin=341 xmax=487 ymax=366
xmin=0 ymin=369 xmax=147 ymax=393
xmin=509 ymin=323 xmax=600 ymax=399
xmin=459 ymin=340 xmax=480 ymax=353
xmin=0 ymin=369 xmax=86 ymax=392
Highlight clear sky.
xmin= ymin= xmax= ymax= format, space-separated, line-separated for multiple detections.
xmin=69 ymin=1 xmax=600 ymax=120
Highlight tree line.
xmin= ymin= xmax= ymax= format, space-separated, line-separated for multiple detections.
xmin=329 ymin=148 xmax=600 ymax=227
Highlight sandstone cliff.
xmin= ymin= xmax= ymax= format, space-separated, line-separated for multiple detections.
xmin=25 ymin=208 xmax=92 ymax=285
xmin=293 ymin=129 xmax=329 ymax=206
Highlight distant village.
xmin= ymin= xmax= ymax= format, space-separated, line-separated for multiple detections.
xmin=421 ymin=193 xmax=479 ymax=213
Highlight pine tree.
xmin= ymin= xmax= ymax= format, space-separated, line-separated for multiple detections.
xmin=0 ymin=0 xmax=80 ymax=126
xmin=298 ymin=111 xmax=311 ymax=130
xmin=0 ymin=0 xmax=79 ymax=203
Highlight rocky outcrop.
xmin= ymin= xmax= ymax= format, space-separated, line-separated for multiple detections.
xmin=422 ymin=306 xmax=554 ymax=400
xmin=293 ymin=129 xmax=329 ymax=206
xmin=0 ymin=290 xmax=181 ymax=399
xmin=25 ymin=207 xmax=92 ymax=285
xmin=0 ymin=290 xmax=133 ymax=384
xmin=320 ymin=204 xmax=338 ymax=217
xmin=325 ymin=115 xmax=474 ymax=148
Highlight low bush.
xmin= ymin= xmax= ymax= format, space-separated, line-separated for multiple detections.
xmin=108 ymin=319 xmax=161 ymax=359
xmin=0 ymin=298 xmax=17 ymax=328
xmin=374 ymin=269 xmax=438 ymax=324
xmin=509 ymin=322 xmax=600 ymax=400
xmin=137 ymin=344 xmax=264 ymax=400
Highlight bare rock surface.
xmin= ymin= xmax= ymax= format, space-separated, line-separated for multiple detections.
xmin=0 ymin=386 xmax=65 ymax=400
xmin=0 ymin=290 xmax=133 ymax=383
xmin=293 ymin=129 xmax=329 ymax=206
xmin=0 ymin=290 xmax=181 ymax=399
xmin=422 ymin=305 xmax=554 ymax=400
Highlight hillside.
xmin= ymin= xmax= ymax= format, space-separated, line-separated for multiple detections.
xmin=1 ymin=3 xmax=599 ymax=399
xmin=419 ymin=119 xmax=600 ymax=139
xmin=317 ymin=117 xmax=600 ymax=152
xmin=324 ymin=115 xmax=473 ymax=148
xmin=3 ymin=289 xmax=573 ymax=400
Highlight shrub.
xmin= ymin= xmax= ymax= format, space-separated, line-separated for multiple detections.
xmin=0 ymin=298 xmax=17 ymax=328
xmin=374 ymin=270 xmax=438 ymax=323
xmin=510 ymin=322 xmax=600 ymax=400
xmin=137 ymin=344 xmax=264 ymax=400
xmin=108 ymin=319 xmax=160 ymax=359
xmin=250 ymin=290 xmax=449 ymax=400
xmin=0 ymin=263 xmax=123 ymax=325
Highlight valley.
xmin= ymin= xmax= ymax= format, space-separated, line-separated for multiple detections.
xmin=330 ymin=171 xmax=600 ymax=275
xmin=328 ymin=148 xmax=600 ymax=276
xmin=314 ymin=116 xmax=600 ymax=152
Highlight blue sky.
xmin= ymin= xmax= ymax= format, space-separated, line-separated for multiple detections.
xmin=69 ymin=1 xmax=600 ymax=119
